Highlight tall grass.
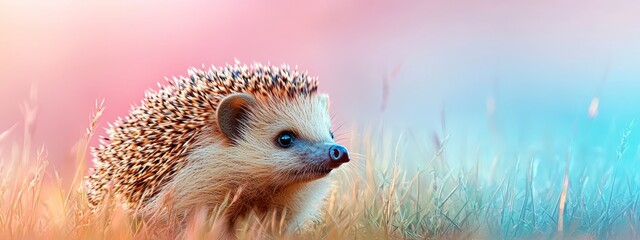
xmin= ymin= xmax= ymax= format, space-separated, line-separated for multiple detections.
xmin=0 ymin=98 xmax=638 ymax=239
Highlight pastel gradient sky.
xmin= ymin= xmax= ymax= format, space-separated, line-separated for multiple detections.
xmin=2 ymin=0 xmax=640 ymax=167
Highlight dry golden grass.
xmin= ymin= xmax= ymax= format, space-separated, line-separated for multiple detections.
xmin=1 ymin=96 xmax=639 ymax=239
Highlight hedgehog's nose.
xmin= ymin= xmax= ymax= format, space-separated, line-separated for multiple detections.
xmin=328 ymin=145 xmax=350 ymax=164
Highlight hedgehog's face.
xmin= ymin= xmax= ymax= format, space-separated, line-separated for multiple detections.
xmin=216 ymin=93 xmax=350 ymax=185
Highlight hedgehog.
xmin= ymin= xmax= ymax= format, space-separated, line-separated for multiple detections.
xmin=86 ymin=62 xmax=350 ymax=234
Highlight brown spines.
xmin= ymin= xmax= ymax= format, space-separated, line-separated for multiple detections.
xmin=86 ymin=62 xmax=318 ymax=209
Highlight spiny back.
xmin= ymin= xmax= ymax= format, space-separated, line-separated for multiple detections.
xmin=86 ymin=63 xmax=318 ymax=209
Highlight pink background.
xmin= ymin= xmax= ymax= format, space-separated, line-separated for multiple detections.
xmin=2 ymin=0 xmax=640 ymax=168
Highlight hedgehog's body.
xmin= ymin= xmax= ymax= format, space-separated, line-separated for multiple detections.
xmin=86 ymin=63 xmax=349 ymax=233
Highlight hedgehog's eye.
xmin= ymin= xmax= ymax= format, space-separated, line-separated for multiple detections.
xmin=276 ymin=131 xmax=295 ymax=148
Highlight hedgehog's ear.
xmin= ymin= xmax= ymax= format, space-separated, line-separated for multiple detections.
xmin=216 ymin=93 xmax=256 ymax=143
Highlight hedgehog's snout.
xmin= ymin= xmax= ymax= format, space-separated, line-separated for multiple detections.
xmin=328 ymin=144 xmax=350 ymax=166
